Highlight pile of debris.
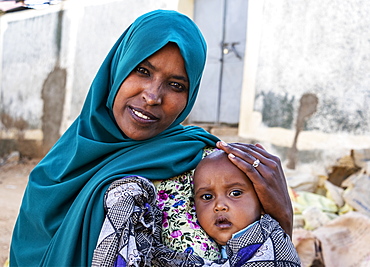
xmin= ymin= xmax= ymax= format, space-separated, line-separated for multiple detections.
xmin=287 ymin=149 xmax=370 ymax=266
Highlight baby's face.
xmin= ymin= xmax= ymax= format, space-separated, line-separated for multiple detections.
xmin=193 ymin=152 xmax=261 ymax=246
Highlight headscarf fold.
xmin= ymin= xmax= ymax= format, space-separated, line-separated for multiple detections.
xmin=10 ymin=10 xmax=219 ymax=266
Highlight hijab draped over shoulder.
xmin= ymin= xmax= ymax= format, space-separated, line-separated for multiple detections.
xmin=10 ymin=10 xmax=219 ymax=266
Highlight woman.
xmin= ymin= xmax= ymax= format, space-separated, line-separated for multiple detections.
xmin=10 ymin=10 xmax=292 ymax=266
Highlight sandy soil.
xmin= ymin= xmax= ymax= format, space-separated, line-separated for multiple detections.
xmin=0 ymin=159 xmax=39 ymax=266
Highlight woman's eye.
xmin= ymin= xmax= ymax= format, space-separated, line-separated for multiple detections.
xmin=201 ymin=194 xmax=213 ymax=201
xmin=136 ymin=67 xmax=149 ymax=75
xmin=169 ymin=82 xmax=187 ymax=92
xmin=230 ymin=190 xmax=242 ymax=197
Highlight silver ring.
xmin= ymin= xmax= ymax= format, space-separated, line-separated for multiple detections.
xmin=252 ymin=159 xmax=260 ymax=168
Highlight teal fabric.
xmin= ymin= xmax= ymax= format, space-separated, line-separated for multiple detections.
xmin=10 ymin=10 xmax=219 ymax=266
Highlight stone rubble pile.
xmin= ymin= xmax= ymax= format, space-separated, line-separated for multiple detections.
xmin=287 ymin=149 xmax=370 ymax=267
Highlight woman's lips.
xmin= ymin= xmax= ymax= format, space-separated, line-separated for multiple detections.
xmin=130 ymin=107 xmax=158 ymax=122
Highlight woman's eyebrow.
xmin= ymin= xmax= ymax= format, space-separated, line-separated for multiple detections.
xmin=142 ymin=59 xmax=155 ymax=70
xmin=173 ymin=75 xmax=188 ymax=83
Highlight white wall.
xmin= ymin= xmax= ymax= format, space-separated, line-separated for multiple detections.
xmin=0 ymin=0 xmax=182 ymax=156
xmin=239 ymin=0 xmax=370 ymax=156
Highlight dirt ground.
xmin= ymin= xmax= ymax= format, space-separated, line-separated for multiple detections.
xmin=0 ymin=159 xmax=39 ymax=266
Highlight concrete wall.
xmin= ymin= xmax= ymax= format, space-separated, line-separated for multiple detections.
xmin=4 ymin=0 xmax=369 ymax=165
xmin=239 ymin=0 xmax=370 ymax=164
xmin=0 ymin=0 xmax=182 ymax=157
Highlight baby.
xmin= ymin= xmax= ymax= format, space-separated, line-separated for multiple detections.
xmin=193 ymin=150 xmax=301 ymax=265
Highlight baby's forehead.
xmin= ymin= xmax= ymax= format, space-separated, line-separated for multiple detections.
xmin=200 ymin=150 xmax=228 ymax=164
xmin=195 ymin=150 xmax=250 ymax=180
xmin=193 ymin=151 xmax=224 ymax=179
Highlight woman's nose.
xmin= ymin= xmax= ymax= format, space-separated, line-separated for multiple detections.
xmin=142 ymin=83 xmax=162 ymax=105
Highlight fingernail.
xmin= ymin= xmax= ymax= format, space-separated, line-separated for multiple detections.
xmin=220 ymin=140 xmax=228 ymax=147
xmin=229 ymin=153 xmax=235 ymax=159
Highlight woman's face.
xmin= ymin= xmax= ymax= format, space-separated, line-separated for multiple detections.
xmin=113 ymin=43 xmax=189 ymax=140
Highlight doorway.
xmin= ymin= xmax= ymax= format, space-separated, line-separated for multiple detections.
xmin=189 ymin=0 xmax=249 ymax=125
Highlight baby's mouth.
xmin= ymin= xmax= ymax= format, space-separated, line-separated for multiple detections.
xmin=215 ymin=217 xmax=232 ymax=229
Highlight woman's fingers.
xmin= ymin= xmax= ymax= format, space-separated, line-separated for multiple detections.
xmin=255 ymin=143 xmax=265 ymax=150
xmin=216 ymin=142 xmax=279 ymax=175
xmin=217 ymin=141 xmax=284 ymax=191
xmin=218 ymin=142 xmax=287 ymax=183
xmin=217 ymin=141 xmax=260 ymax=164
xmin=228 ymin=152 xmax=263 ymax=179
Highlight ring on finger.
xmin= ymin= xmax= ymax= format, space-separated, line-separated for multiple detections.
xmin=252 ymin=159 xmax=260 ymax=168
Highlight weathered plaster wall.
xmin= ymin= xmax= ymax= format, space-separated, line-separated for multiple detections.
xmin=1 ymin=11 xmax=59 ymax=130
xmin=239 ymin=0 xmax=370 ymax=156
xmin=0 ymin=0 xmax=180 ymax=157
xmin=255 ymin=0 xmax=370 ymax=134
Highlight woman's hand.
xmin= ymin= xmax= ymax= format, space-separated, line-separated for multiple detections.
xmin=216 ymin=141 xmax=293 ymax=237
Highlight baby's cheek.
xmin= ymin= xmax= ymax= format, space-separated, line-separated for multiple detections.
xmin=196 ymin=209 xmax=208 ymax=227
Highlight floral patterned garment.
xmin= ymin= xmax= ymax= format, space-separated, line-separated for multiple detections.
xmin=153 ymin=147 xmax=221 ymax=260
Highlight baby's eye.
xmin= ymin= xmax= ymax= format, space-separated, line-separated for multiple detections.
xmin=230 ymin=190 xmax=242 ymax=197
xmin=201 ymin=194 xmax=213 ymax=201
xmin=136 ymin=66 xmax=149 ymax=75
xmin=169 ymin=81 xmax=188 ymax=92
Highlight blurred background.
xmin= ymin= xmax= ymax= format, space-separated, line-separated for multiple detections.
xmin=0 ymin=0 xmax=370 ymax=266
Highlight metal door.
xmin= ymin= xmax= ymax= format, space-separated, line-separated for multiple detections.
xmin=189 ymin=0 xmax=248 ymax=125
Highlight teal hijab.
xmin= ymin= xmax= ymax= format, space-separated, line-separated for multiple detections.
xmin=10 ymin=10 xmax=219 ymax=266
